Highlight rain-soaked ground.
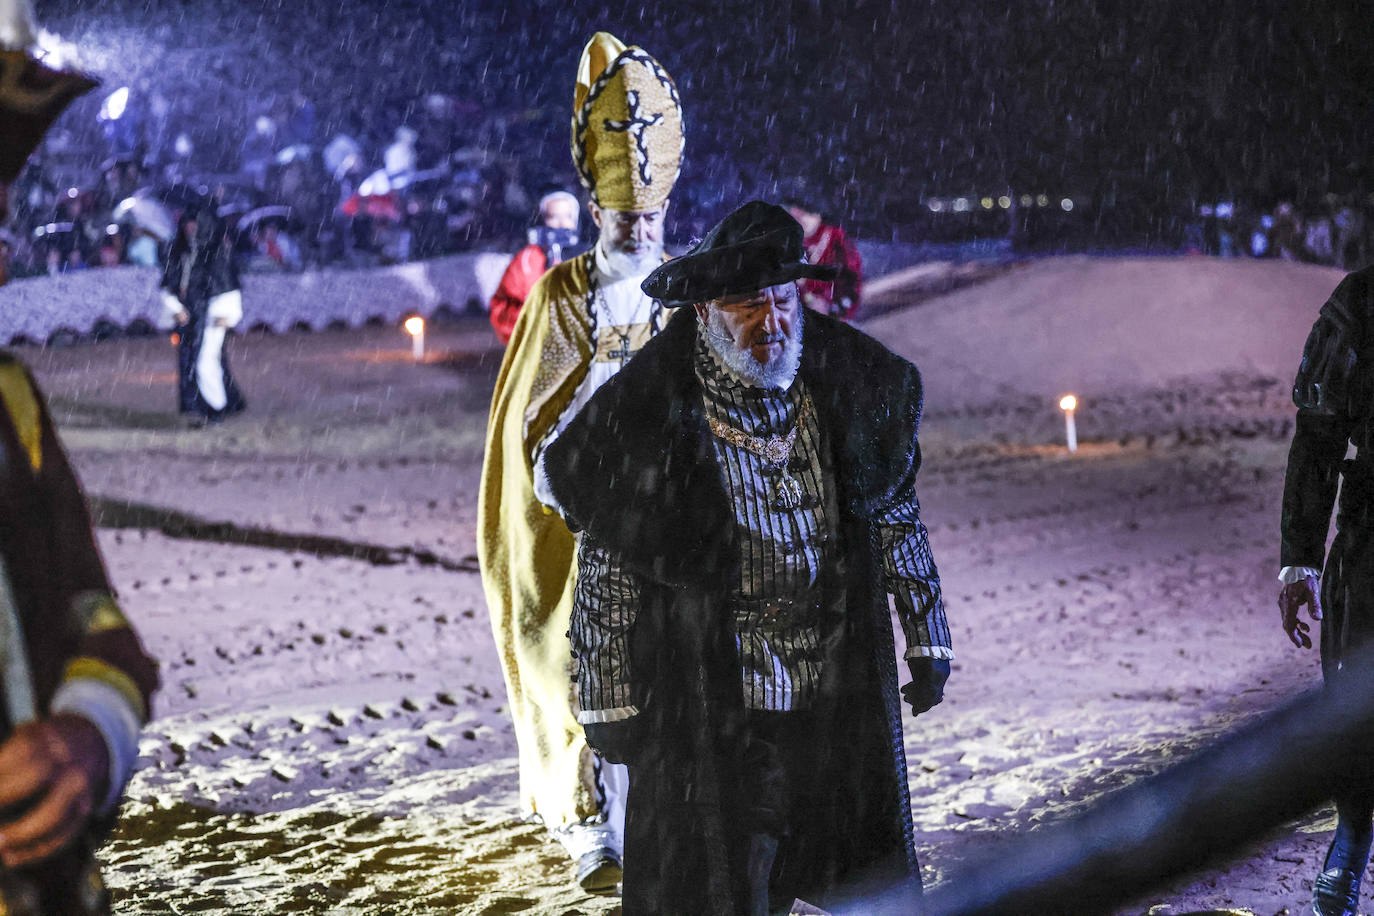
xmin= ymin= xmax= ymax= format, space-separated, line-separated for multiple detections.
xmin=15 ymin=300 xmax=1335 ymax=915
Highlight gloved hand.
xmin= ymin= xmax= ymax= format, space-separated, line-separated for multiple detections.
xmin=1279 ymin=575 xmax=1322 ymax=649
xmin=583 ymin=718 xmax=643 ymax=765
xmin=901 ymin=658 xmax=950 ymax=716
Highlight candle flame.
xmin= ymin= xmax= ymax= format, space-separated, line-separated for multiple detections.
xmin=404 ymin=316 xmax=424 ymax=337
xmin=1059 ymin=394 xmax=1077 ymax=412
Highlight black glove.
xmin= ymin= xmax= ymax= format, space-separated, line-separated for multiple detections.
xmin=901 ymin=657 xmax=950 ymax=716
xmin=582 ymin=718 xmax=643 ymax=765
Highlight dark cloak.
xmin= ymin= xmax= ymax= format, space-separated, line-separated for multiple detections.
xmin=160 ymin=214 xmax=246 ymax=419
xmin=0 ymin=355 xmax=159 ymax=911
xmin=1282 ymin=265 xmax=1374 ymax=683
xmin=544 ymin=307 xmax=928 ymax=914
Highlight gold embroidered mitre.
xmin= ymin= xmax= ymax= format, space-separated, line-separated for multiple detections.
xmin=571 ymin=31 xmax=683 ymax=212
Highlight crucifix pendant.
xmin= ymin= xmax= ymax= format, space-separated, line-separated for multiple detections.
xmin=775 ymin=473 xmax=803 ymax=510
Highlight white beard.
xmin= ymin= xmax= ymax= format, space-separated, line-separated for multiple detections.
xmin=702 ymin=306 xmax=803 ymax=390
xmin=597 ymin=238 xmax=662 ymax=279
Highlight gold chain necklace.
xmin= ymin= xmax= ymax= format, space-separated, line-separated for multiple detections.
xmin=706 ymin=397 xmax=812 ymax=510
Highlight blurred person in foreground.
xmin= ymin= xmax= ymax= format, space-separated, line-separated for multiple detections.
xmin=477 ymin=31 xmax=684 ymax=892
xmin=1280 ymin=264 xmax=1374 ymax=916
xmin=0 ymin=22 xmax=159 ymax=915
xmin=488 ymin=189 xmax=582 ymax=345
xmin=784 ymin=195 xmax=863 ymax=320
xmin=544 ymin=201 xmax=951 ymax=915
xmin=159 ymin=207 xmax=246 ymax=425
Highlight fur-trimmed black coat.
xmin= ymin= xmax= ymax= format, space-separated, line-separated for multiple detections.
xmin=1283 ymin=265 xmax=1374 ymax=679
xmin=545 ymin=307 xmax=929 ymax=914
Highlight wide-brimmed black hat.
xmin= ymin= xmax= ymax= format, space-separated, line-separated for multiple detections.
xmin=642 ymin=200 xmax=837 ymax=307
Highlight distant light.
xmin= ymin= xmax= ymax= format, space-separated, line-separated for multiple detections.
xmin=105 ymin=224 xmax=119 ymax=235
xmin=998 ymin=196 xmax=1012 ymax=209
xmin=1019 ymin=194 xmax=1033 ymax=207
xmin=66 ymin=187 xmax=78 ymax=199
xmin=404 ymin=316 xmax=424 ymax=336
xmin=1036 ymin=194 xmax=1050 ymax=208
xmin=1199 ymin=204 xmax=1214 ymax=217
xmin=99 ymin=86 xmax=130 ymax=121
xmin=927 ymin=200 xmax=944 ymax=213
xmin=953 ymin=197 xmax=970 ymax=212
xmin=1215 ymin=202 xmax=1234 ymax=219
xmin=1260 ymin=214 xmax=1274 ymax=230
xmin=1060 ymin=198 xmax=1074 ymax=212
xmin=1060 ymin=394 xmax=1077 ymax=412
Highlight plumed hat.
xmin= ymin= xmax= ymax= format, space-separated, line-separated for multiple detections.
xmin=571 ymin=31 xmax=683 ymax=212
xmin=642 ymin=200 xmax=837 ymax=308
xmin=0 ymin=49 xmax=97 ymax=183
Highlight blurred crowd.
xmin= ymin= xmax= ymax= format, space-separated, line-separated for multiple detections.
xmin=0 ymin=0 xmax=1366 ymax=287
xmin=0 ymin=0 xmax=831 ymax=288
xmin=1182 ymin=196 xmax=1374 ymax=268
xmin=0 ymin=78 xmax=555 ymax=284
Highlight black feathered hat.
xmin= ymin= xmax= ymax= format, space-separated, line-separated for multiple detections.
xmin=641 ymin=200 xmax=836 ymax=308
xmin=0 ymin=50 xmax=98 ymax=184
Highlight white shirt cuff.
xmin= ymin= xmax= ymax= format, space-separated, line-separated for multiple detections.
xmin=1279 ymin=566 xmax=1322 ymax=584
xmin=159 ymin=290 xmax=183 ymax=326
xmin=905 ymin=646 xmax=955 ymax=661
xmin=577 ymin=705 xmax=640 ymax=724
xmin=50 ymin=678 xmax=143 ymax=813
xmin=531 ymin=447 xmax=562 ymax=516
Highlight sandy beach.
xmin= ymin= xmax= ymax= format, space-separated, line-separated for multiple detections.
xmin=16 ymin=255 xmax=1353 ymax=915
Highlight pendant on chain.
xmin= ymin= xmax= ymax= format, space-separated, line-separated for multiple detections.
xmin=774 ymin=473 xmax=804 ymax=510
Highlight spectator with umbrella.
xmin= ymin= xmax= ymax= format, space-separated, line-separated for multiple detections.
xmin=112 ymin=192 xmax=175 ymax=238
xmin=238 ymin=116 xmax=277 ymax=190
xmin=239 ymin=205 xmax=302 ymax=271
xmin=159 ymin=205 xmax=247 ymax=424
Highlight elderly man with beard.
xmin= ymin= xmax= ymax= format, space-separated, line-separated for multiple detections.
xmin=477 ymin=31 xmax=685 ymax=891
xmin=542 ymin=201 xmax=952 ymax=915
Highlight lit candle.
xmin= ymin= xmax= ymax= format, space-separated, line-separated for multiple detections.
xmin=1059 ymin=394 xmax=1078 ymax=452
xmin=404 ymin=316 xmax=425 ymax=362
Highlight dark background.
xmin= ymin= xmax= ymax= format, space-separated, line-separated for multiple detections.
xmin=37 ymin=0 xmax=1374 ymax=242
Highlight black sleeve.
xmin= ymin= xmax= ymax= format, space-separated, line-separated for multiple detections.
xmin=159 ymin=247 xmax=178 ymax=294
xmin=1281 ymin=413 xmax=1351 ymax=568
xmin=1280 ymin=276 xmax=1365 ymax=568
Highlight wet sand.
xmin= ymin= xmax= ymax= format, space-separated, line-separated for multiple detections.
xmin=16 ymin=258 xmax=1349 ymax=914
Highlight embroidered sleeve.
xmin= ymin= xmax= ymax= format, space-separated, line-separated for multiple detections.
xmin=570 ymin=533 xmax=641 ymax=722
xmin=522 ymin=259 xmax=596 ymax=464
xmin=877 ymin=496 xmax=953 ymax=661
